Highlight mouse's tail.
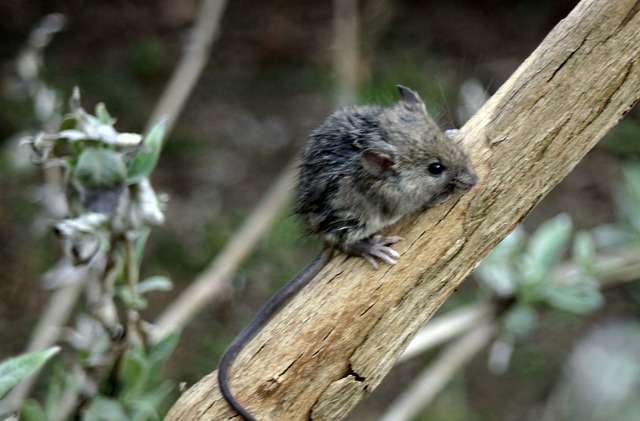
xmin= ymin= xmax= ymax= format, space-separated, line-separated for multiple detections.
xmin=217 ymin=248 xmax=333 ymax=420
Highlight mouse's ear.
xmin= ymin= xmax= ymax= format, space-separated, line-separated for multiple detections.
xmin=361 ymin=147 xmax=397 ymax=177
xmin=397 ymin=85 xmax=426 ymax=112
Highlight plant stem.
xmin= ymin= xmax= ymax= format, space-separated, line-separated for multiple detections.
xmin=124 ymin=235 xmax=145 ymax=348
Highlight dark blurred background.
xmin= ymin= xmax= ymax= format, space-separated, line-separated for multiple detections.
xmin=1 ymin=1 xmax=639 ymax=420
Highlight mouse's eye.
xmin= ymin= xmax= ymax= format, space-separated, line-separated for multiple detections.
xmin=428 ymin=162 xmax=446 ymax=175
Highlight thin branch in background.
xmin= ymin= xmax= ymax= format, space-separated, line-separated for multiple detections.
xmin=398 ymin=302 xmax=493 ymax=363
xmin=152 ymin=159 xmax=298 ymax=341
xmin=360 ymin=0 xmax=395 ymax=47
xmin=380 ymin=322 xmax=498 ymax=421
xmin=555 ymin=246 xmax=640 ymax=288
xmin=146 ymin=0 xmax=228 ymax=135
xmin=332 ymin=0 xmax=360 ymax=105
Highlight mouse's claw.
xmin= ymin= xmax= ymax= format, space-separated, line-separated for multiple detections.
xmin=362 ymin=235 xmax=403 ymax=268
xmin=363 ymin=254 xmax=380 ymax=269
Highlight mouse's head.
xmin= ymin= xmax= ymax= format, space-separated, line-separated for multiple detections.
xmin=359 ymin=85 xmax=478 ymax=213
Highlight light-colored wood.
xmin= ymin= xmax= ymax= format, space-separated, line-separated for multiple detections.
xmin=165 ymin=0 xmax=640 ymax=419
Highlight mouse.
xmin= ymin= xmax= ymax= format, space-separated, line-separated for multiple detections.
xmin=218 ymin=85 xmax=478 ymax=421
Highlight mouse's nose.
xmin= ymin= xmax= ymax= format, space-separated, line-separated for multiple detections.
xmin=456 ymin=169 xmax=478 ymax=190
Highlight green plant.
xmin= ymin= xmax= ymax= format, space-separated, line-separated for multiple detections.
xmin=475 ymin=214 xmax=604 ymax=374
xmin=0 ymin=348 xmax=60 ymax=400
xmin=2 ymin=91 xmax=178 ymax=420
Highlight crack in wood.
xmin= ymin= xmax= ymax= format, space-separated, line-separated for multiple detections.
xmin=346 ymin=362 xmax=366 ymax=383
xmin=548 ymin=35 xmax=587 ymax=82
xmin=277 ymin=352 xmax=304 ymax=377
xmin=360 ymin=302 xmax=376 ymax=317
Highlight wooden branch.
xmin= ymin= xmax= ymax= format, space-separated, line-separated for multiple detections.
xmin=165 ymin=0 xmax=640 ymax=419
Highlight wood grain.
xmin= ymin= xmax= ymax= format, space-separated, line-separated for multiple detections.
xmin=166 ymin=0 xmax=640 ymax=419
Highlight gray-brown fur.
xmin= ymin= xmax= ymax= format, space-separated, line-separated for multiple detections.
xmin=218 ymin=85 xmax=477 ymax=421
xmin=295 ymin=85 xmax=477 ymax=260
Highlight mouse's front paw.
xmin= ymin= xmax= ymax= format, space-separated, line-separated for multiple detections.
xmin=362 ymin=235 xmax=403 ymax=269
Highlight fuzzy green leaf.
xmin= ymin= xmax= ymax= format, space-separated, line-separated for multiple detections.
xmin=130 ymin=381 xmax=175 ymax=421
xmin=59 ymin=115 xmax=77 ymax=131
xmin=620 ymin=163 xmax=640 ymax=237
xmin=121 ymin=350 xmax=148 ymax=399
xmin=477 ymin=264 xmax=517 ymax=297
xmin=43 ymin=363 xmax=66 ymax=420
xmin=95 ymin=103 xmax=117 ymax=125
xmin=0 ymin=347 xmax=60 ymax=399
xmin=117 ymin=287 xmax=148 ymax=311
xmin=521 ymin=214 xmax=573 ymax=285
xmin=74 ymin=147 xmax=127 ymax=187
xmin=572 ymin=230 xmax=596 ymax=274
xmin=84 ymin=397 xmax=128 ymax=421
xmin=58 ymin=129 xmax=88 ymax=141
xmin=137 ymin=276 xmax=173 ymax=295
xmin=127 ymin=119 xmax=166 ymax=184
xmin=147 ymin=330 xmax=180 ymax=378
xmin=503 ymin=305 xmax=538 ymax=340
xmin=19 ymin=399 xmax=46 ymax=421
xmin=546 ymin=284 xmax=604 ymax=314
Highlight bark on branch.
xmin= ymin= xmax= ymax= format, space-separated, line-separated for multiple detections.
xmin=165 ymin=0 xmax=640 ymax=419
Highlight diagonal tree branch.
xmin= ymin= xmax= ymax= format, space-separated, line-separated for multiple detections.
xmin=146 ymin=0 xmax=228 ymax=135
xmin=165 ymin=0 xmax=640 ymax=419
xmin=152 ymin=159 xmax=297 ymax=341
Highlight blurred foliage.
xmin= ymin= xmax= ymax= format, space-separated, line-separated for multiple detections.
xmin=0 ymin=348 xmax=60 ymax=400
xmin=20 ymin=333 xmax=178 ymax=421
xmin=127 ymin=39 xmax=165 ymax=77
xmin=360 ymin=56 xmax=456 ymax=123
xmin=0 ymin=86 xmax=178 ymax=419
xmin=72 ymin=67 xmax=144 ymax=119
xmin=600 ymin=119 xmax=640 ymax=159
xmin=616 ymin=162 xmax=640 ymax=243
xmin=547 ymin=322 xmax=640 ymax=421
xmin=469 ymin=159 xmax=640 ymax=414
xmin=478 ymin=214 xmax=603 ymax=342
